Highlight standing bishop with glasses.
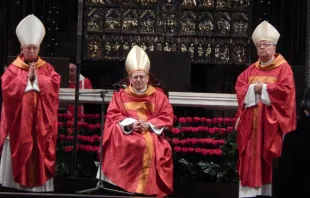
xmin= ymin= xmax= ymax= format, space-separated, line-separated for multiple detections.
xmin=235 ymin=21 xmax=296 ymax=198
xmin=97 ymin=46 xmax=174 ymax=197
xmin=0 ymin=15 xmax=61 ymax=192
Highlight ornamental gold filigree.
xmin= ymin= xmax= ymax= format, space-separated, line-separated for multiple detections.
xmin=87 ymin=36 xmax=103 ymax=60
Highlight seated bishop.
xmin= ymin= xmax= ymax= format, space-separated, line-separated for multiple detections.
xmin=97 ymin=45 xmax=174 ymax=197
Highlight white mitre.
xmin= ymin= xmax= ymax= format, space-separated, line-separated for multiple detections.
xmin=16 ymin=14 xmax=46 ymax=46
xmin=252 ymin=20 xmax=280 ymax=45
xmin=125 ymin=45 xmax=150 ymax=75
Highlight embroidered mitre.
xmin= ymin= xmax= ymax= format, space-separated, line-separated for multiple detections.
xmin=252 ymin=20 xmax=280 ymax=45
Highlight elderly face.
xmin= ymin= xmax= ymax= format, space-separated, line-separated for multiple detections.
xmin=69 ymin=63 xmax=77 ymax=82
xmin=255 ymin=40 xmax=276 ymax=60
xmin=129 ymin=71 xmax=149 ymax=91
xmin=21 ymin=44 xmax=40 ymax=62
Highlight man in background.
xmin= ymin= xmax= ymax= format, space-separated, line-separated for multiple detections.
xmin=67 ymin=62 xmax=93 ymax=115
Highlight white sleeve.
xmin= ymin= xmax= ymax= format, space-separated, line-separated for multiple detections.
xmin=149 ymin=122 xmax=164 ymax=135
xmin=25 ymin=77 xmax=40 ymax=93
xmin=261 ymin=84 xmax=271 ymax=106
xmin=244 ymin=84 xmax=258 ymax=108
xmin=119 ymin=118 xmax=137 ymax=134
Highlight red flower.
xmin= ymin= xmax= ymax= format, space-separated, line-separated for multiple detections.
xmin=178 ymin=117 xmax=186 ymax=124
xmin=190 ymin=127 xmax=199 ymax=133
xmin=87 ymin=136 xmax=95 ymax=143
xmin=214 ymin=127 xmax=219 ymax=133
xmin=217 ymin=139 xmax=226 ymax=145
xmin=206 ymin=138 xmax=213 ymax=144
xmin=171 ymin=128 xmax=180 ymax=134
xmin=198 ymin=126 xmax=205 ymax=132
xmin=59 ymin=134 xmax=66 ymax=141
xmin=88 ymin=124 xmax=96 ymax=130
xmin=67 ymin=128 xmax=73 ymax=134
xmin=217 ymin=118 xmax=224 ymax=124
xmin=92 ymin=135 xmax=100 ymax=142
xmin=201 ymin=148 xmax=208 ymax=156
xmin=212 ymin=118 xmax=218 ymax=124
xmin=182 ymin=147 xmax=189 ymax=153
xmin=186 ymin=117 xmax=193 ymax=123
xmin=58 ymin=122 xmax=63 ymax=128
xmin=180 ymin=139 xmax=187 ymax=145
xmin=227 ymin=126 xmax=234 ymax=133
xmin=180 ymin=127 xmax=187 ymax=133
xmin=94 ymin=123 xmax=101 ymax=129
xmin=209 ymin=128 xmax=215 ymax=134
xmin=58 ymin=114 xmax=63 ymax=119
xmin=211 ymin=139 xmax=218 ymax=146
xmin=66 ymin=121 xmax=74 ymax=128
xmin=206 ymin=118 xmax=212 ymax=125
xmin=92 ymin=146 xmax=99 ymax=152
xmin=85 ymin=145 xmax=93 ymax=152
xmin=64 ymin=146 xmax=73 ymax=152
xmin=78 ymin=144 xmax=86 ymax=151
xmin=209 ymin=149 xmax=215 ymax=155
xmin=193 ymin=117 xmax=201 ymax=123
xmin=214 ymin=149 xmax=223 ymax=156
xmin=190 ymin=138 xmax=198 ymax=145
xmin=66 ymin=136 xmax=74 ymax=141
xmin=224 ymin=118 xmax=232 ymax=125
xmin=188 ymin=147 xmax=195 ymax=153
xmin=78 ymin=121 xmax=85 ymax=128
xmin=83 ymin=122 xmax=89 ymax=129
xmin=220 ymin=128 xmax=226 ymax=135
xmin=94 ymin=114 xmax=100 ymax=120
xmin=201 ymin=117 xmax=207 ymax=123
xmin=195 ymin=148 xmax=202 ymax=153
xmin=173 ymin=115 xmax=178 ymax=123
xmin=174 ymin=146 xmax=182 ymax=152
xmin=172 ymin=138 xmax=180 ymax=145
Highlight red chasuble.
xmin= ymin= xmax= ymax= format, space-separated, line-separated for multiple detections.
xmin=100 ymin=85 xmax=174 ymax=196
xmin=67 ymin=77 xmax=92 ymax=115
xmin=235 ymin=54 xmax=296 ymax=188
xmin=0 ymin=56 xmax=61 ymax=187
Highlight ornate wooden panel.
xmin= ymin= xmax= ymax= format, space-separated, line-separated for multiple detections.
xmin=83 ymin=0 xmax=252 ymax=64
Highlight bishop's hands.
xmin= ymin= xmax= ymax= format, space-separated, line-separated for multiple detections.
xmin=254 ymin=81 xmax=264 ymax=95
xmin=132 ymin=120 xmax=150 ymax=132
xmin=28 ymin=62 xmax=36 ymax=81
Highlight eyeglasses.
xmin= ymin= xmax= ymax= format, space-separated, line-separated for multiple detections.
xmin=130 ymin=75 xmax=148 ymax=80
xmin=255 ymin=43 xmax=274 ymax=48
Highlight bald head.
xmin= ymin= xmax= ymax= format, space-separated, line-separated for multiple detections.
xmin=69 ymin=63 xmax=77 ymax=82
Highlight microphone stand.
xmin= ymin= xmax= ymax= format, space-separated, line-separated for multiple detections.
xmin=75 ymin=90 xmax=133 ymax=195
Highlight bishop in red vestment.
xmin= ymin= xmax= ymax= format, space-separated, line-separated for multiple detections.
xmin=0 ymin=14 xmax=61 ymax=192
xmin=97 ymin=46 xmax=174 ymax=197
xmin=235 ymin=21 xmax=296 ymax=198
xmin=67 ymin=63 xmax=93 ymax=115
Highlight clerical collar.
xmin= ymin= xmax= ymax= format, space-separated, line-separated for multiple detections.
xmin=260 ymin=56 xmax=275 ymax=67
xmin=132 ymin=85 xmax=147 ymax=94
